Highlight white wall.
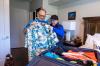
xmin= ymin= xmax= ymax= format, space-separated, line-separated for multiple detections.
xmin=58 ymin=0 xmax=100 ymax=41
xmin=43 ymin=0 xmax=58 ymax=15
xmin=48 ymin=0 xmax=59 ymax=3
xmin=10 ymin=0 xmax=30 ymax=48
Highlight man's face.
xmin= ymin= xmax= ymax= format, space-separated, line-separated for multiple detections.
xmin=37 ymin=10 xmax=46 ymax=20
xmin=51 ymin=20 xmax=58 ymax=26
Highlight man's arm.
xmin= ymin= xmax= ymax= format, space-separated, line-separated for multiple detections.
xmin=24 ymin=19 xmax=34 ymax=29
xmin=24 ymin=19 xmax=34 ymax=34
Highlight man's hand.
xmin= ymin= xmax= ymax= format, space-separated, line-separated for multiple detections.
xmin=24 ymin=29 xmax=27 ymax=34
xmin=31 ymin=22 xmax=37 ymax=26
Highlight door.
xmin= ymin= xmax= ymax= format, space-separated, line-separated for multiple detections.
xmin=0 ymin=0 xmax=10 ymax=66
xmin=0 ymin=0 xmax=5 ymax=65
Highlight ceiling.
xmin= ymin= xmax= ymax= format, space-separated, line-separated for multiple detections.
xmin=14 ymin=0 xmax=79 ymax=6
xmin=49 ymin=0 xmax=80 ymax=6
xmin=16 ymin=0 xmax=32 ymax=2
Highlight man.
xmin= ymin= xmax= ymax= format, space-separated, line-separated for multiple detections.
xmin=24 ymin=8 xmax=48 ymax=29
xmin=24 ymin=10 xmax=59 ymax=59
xmin=50 ymin=15 xmax=64 ymax=41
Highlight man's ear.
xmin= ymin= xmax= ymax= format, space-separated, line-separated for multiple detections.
xmin=37 ymin=13 xmax=39 ymax=17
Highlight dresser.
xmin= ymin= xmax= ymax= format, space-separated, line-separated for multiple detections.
xmin=11 ymin=47 xmax=28 ymax=66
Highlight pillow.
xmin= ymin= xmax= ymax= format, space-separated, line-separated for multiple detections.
xmin=93 ymin=33 xmax=100 ymax=40
xmin=94 ymin=33 xmax=100 ymax=37
xmin=80 ymin=34 xmax=94 ymax=49
xmin=93 ymin=37 xmax=100 ymax=52
xmin=92 ymin=33 xmax=100 ymax=52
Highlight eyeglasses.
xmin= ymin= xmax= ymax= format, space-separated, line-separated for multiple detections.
xmin=51 ymin=19 xmax=56 ymax=22
xmin=38 ymin=14 xmax=46 ymax=18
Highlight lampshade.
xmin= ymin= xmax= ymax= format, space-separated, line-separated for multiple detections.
xmin=62 ymin=21 xmax=76 ymax=41
xmin=62 ymin=21 xmax=76 ymax=30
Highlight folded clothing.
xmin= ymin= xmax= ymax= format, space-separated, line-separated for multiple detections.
xmin=62 ymin=50 xmax=97 ymax=63
xmin=44 ymin=52 xmax=64 ymax=61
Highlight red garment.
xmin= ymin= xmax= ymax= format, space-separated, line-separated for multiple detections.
xmin=62 ymin=50 xmax=97 ymax=63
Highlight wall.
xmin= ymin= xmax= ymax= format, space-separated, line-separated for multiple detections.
xmin=58 ymin=0 xmax=100 ymax=41
xmin=30 ymin=0 xmax=58 ymax=15
xmin=10 ymin=0 xmax=30 ymax=48
xmin=43 ymin=0 xmax=58 ymax=15
xmin=30 ymin=0 xmax=42 ymax=11
xmin=48 ymin=0 xmax=59 ymax=3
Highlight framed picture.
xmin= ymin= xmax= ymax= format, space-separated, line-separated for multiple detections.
xmin=68 ymin=12 xmax=76 ymax=20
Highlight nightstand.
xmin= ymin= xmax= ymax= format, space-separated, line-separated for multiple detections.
xmin=11 ymin=47 xmax=28 ymax=66
xmin=63 ymin=41 xmax=76 ymax=47
xmin=63 ymin=40 xmax=82 ymax=47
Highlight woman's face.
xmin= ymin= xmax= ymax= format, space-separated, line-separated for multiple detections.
xmin=51 ymin=20 xmax=58 ymax=26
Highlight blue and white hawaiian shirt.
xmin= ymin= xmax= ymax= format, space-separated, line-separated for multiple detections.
xmin=25 ymin=22 xmax=59 ymax=60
